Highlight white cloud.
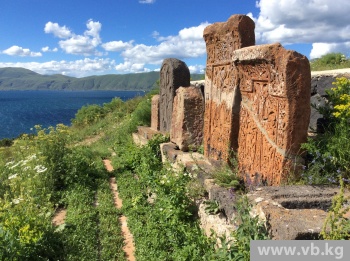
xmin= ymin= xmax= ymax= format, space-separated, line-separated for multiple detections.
xmin=0 ymin=58 xmax=116 ymax=77
xmin=188 ymin=64 xmax=206 ymax=74
xmin=253 ymin=0 xmax=350 ymax=58
xmin=139 ymin=0 xmax=156 ymax=4
xmin=115 ymin=60 xmax=150 ymax=73
xmin=117 ymin=22 xmax=210 ymax=72
xmin=310 ymin=42 xmax=350 ymax=59
xmin=2 ymin=45 xmax=42 ymax=57
xmin=41 ymin=46 xmax=58 ymax=52
xmin=44 ymin=22 xmax=72 ymax=38
xmin=102 ymin=40 xmax=134 ymax=52
xmin=45 ymin=19 xmax=102 ymax=56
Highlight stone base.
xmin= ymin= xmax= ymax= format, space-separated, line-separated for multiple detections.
xmin=160 ymin=142 xmax=350 ymax=240
xmin=132 ymin=126 xmax=166 ymax=146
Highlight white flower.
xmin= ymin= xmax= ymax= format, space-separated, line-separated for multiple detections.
xmin=9 ymin=161 xmax=22 ymax=169
xmin=5 ymin=161 xmax=14 ymax=167
xmin=8 ymin=174 xmax=18 ymax=180
xmin=34 ymin=165 xmax=47 ymax=173
xmin=12 ymin=198 xmax=23 ymax=204
xmin=26 ymin=154 xmax=37 ymax=161
xmin=160 ymin=180 xmax=165 ymax=184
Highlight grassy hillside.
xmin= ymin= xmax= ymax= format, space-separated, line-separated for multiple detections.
xmin=0 ymin=67 xmax=204 ymax=91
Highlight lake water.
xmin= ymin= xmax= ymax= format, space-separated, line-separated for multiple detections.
xmin=0 ymin=90 xmax=144 ymax=139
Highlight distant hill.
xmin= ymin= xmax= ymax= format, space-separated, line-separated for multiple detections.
xmin=0 ymin=67 xmax=204 ymax=91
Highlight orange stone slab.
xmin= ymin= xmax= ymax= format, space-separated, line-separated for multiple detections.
xmin=203 ymin=14 xmax=255 ymax=160
xmin=233 ymin=43 xmax=311 ymax=185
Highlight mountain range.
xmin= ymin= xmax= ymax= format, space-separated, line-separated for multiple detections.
xmin=0 ymin=67 xmax=204 ymax=91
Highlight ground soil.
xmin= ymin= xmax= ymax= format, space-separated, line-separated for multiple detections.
xmin=52 ymin=208 xmax=67 ymax=226
xmin=104 ymin=159 xmax=136 ymax=261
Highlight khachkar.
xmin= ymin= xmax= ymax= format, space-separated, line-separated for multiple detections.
xmin=170 ymin=86 xmax=204 ymax=151
xmin=203 ymin=14 xmax=255 ymax=160
xmin=233 ymin=43 xmax=311 ymax=185
xmin=159 ymin=58 xmax=190 ymax=132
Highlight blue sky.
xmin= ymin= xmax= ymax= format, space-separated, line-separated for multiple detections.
xmin=0 ymin=0 xmax=349 ymax=77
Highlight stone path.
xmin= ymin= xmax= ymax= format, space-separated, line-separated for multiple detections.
xmin=103 ymin=159 xmax=136 ymax=261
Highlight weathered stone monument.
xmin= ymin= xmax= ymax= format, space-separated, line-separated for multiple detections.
xmin=233 ymin=44 xmax=311 ymax=185
xmin=159 ymin=58 xmax=190 ymax=132
xmin=203 ymin=15 xmax=311 ymax=185
xmin=151 ymin=95 xmax=160 ymax=130
xmin=203 ymin=14 xmax=255 ymax=161
xmin=170 ymin=86 xmax=204 ymax=151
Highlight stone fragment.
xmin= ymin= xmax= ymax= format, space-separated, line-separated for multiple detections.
xmin=170 ymin=86 xmax=204 ymax=151
xmin=233 ymin=43 xmax=311 ymax=185
xmin=151 ymin=94 xmax=160 ymax=130
xmin=159 ymin=58 xmax=190 ymax=132
xmin=203 ymin=14 xmax=255 ymax=160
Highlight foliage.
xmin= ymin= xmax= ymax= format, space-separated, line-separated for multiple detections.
xmin=203 ymin=200 xmax=221 ymax=215
xmin=0 ymin=138 xmax=14 ymax=147
xmin=310 ymin=52 xmax=350 ymax=71
xmin=212 ymin=155 xmax=245 ymax=192
xmin=301 ymin=77 xmax=350 ymax=185
xmin=114 ymin=134 xmax=218 ymax=260
xmin=61 ymin=185 xmax=99 ymax=261
xmin=321 ymin=177 xmax=350 ymax=240
xmin=230 ymin=196 xmax=269 ymax=261
xmin=72 ymin=104 xmax=106 ymax=127
xmin=96 ymin=179 xmax=126 ymax=261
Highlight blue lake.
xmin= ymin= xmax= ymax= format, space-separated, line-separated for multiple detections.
xmin=0 ymin=90 xmax=144 ymax=139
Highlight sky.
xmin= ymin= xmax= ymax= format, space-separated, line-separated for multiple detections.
xmin=0 ymin=0 xmax=349 ymax=77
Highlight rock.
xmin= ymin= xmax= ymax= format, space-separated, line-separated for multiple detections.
xmin=203 ymin=14 xmax=255 ymax=161
xmin=159 ymin=58 xmax=190 ymax=132
xmin=170 ymin=86 xmax=204 ymax=151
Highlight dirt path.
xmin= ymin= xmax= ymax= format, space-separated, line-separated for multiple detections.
xmin=74 ymin=133 xmax=104 ymax=147
xmin=52 ymin=208 xmax=67 ymax=226
xmin=103 ymin=159 xmax=136 ymax=261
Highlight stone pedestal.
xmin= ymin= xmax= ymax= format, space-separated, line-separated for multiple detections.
xmin=151 ymin=95 xmax=160 ymax=130
xmin=170 ymin=86 xmax=204 ymax=151
xmin=159 ymin=58 xmax=190 ymax=132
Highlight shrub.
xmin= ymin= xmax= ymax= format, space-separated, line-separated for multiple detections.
xmin=301 ymin=77 xmax=350 ymax=184
xmin=72 ymin=104 xmax=106 ymax=127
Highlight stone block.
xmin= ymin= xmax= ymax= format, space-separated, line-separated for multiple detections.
xmin=248 ymin=185 xmax=348 ymax=239
xmin=170 ymin=86 xmax=204 ymax=151
xmin=151 ymin=94 xmax=160 ymax=130
xmin=233 ymin=43 xmax=311 ymax=185
xmin=159 ymin=58 xmax=190 ymax=132
xmin=203 ymin=14 xmax=255 ymax=161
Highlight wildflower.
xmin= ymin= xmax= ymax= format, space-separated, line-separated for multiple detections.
xmin=12 ymin=198 xmax=23 ymax=204
xmin=342 ymin=178 xmax=350 ymax=183
xmin=34 ymin=165 xmax=47 ymax=173
xmin=8 ymin=174 xmax=18 ymax=180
